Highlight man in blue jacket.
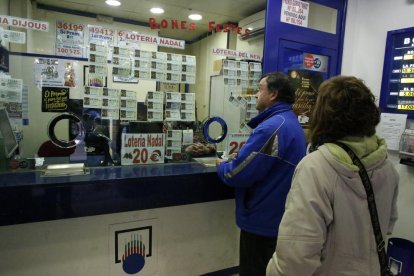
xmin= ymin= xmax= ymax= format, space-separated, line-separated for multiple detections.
xmin=216 ymin=72 xmax=306 ymax=276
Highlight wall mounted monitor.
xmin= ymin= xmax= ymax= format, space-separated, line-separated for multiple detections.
xmin=380 ymin=26 xmax=414 ymax=119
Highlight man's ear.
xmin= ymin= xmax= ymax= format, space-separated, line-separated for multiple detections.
xmin=270 ymin=90 xmax=278 ymax=102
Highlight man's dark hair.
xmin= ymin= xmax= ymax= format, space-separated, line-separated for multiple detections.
xmin=260 ymin=72 xmax=295 ymax=104
xmin=309 ymin=75 xmax=380 ymax=146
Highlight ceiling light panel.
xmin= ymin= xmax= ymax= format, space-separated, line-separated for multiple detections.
xmin=105 ymin=0 xmax=121 ymax=7
xmin=188 ymin=14 xmax=202 ymax=20
xmin=150 ymin=7 xmax=165 ymax=14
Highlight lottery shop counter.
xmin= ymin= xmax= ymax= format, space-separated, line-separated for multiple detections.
xmin=0 ymin=161 xmax=234 ymax=226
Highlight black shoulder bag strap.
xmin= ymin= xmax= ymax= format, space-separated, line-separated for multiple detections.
xmin=333 ymin=142 xmax=392 ymax=276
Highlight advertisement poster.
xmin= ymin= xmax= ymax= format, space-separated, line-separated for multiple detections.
xmin=0 ymin=101 xmax=22 ymax=118
xmin=0 ymin=77 xmax=23 ymax=103
xmin=55 ymin=43 xmax=83 ymax=58
xmin=289 ymin=69 xmax=324 ymax=128
xmin=56 ymin=21 xmax=84 ymax=44
xmin=0 ymin=27 xmax=26 ymax=44
xmin=35 ymin=58 xmax=65 ymax=87
xmin=377 ymin=113 xmax=407 ymax=151
xmin=88 ymin=24 xmax=115 ymax=46
xmin=55 ymin=21 xmax=85 ymax=58
xmin=280 ymin=0 xmax=309 ymax=27
xmin=303 ymin=53 xmax=328 ymax=72
xmin=121 ymin=133 xmax=165 ymax=165
xmin=41 ymin=87 xmax=69 ymax=112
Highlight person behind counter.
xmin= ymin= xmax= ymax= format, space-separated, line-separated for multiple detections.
xmin=216 ymin=72 xmax=307 ymax=276
xmin=266 ymin=76 xmax=399 ymax=276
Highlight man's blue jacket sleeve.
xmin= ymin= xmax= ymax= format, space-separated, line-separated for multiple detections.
xmin=217 ymin=126 xmax=277 ymax=188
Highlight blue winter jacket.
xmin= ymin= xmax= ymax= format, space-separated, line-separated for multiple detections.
xmin=217 ymin=102 xmax=306 ymax=237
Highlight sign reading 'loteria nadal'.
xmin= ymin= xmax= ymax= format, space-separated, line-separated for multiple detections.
xmin=118 ymin=30 xmax=185 ymax=49
xmin=121 ymin=133 xmax=165 ymax=165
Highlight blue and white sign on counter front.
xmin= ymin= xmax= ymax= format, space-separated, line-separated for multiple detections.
xmin=109 ymin=219 xmax=158 ymax=276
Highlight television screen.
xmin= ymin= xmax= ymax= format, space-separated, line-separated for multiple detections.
xmin=0 ymin=107 xmax=18 ymax=158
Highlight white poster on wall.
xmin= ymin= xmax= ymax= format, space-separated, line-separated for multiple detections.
xmin=56 ymin=21 xmax=85 ymax=44
xmin=377 ymin=113 xmax=407 ymax=151
xmin=55 ymin=43 xmax=83 ymax=58
xmin=88 ymin=24 xmax=116 ymax=46
xmin=55 ymin=21 xmax=85 ymax=58
xmin=0 ymin=77 xmax=23 ymax=103
xmin=0 ymin=27 xmax=26 ymax=44
xmin=34 ymin=58 xmax=65 ymax=87
xmin=280 ymin=0 xmax=309 ymax=27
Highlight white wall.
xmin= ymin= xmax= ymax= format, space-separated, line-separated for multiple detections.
xmin=188 ymin=32 xmax=228 ymax=121
xmin=341 ymin=0 xmax=414 ymax=242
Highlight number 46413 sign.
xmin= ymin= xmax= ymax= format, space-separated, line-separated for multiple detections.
xmin=226 ymin=133 xmax=250 ymax=156
xmin=121 ymin=133 xmax=165 ymax=165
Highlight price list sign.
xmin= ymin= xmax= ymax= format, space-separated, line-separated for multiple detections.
xmin=380 ymin=27 xmax=414 ymax=119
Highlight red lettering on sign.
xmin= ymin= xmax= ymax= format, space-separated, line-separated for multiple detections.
xmin=208 ymin=21 xmax=215 ymax=32
xmin=146 ymin=18 xmax=249 ymax=35
xmin=189 ymin=22 xmax=196 ymax=31
xmin=304 ymin=53 xmax=314 ymax=68
xmin=149 ymin=18 xmax=159 ymax=29
xmin=171 ymin=20 xmax=179 ymax=29
xmin=161 ymin=19 xmax=168 ymax=28
xmin=0 ymin=18 xmax=9 ymax=24
xmin=216 ymin=24 xmax=223 ymax=32
xmin=181 ymin=21 xmax=187 ymax=29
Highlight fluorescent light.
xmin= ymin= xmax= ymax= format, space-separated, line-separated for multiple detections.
xmin=150 ymin=7 xmax=164 ymax=14
xmin=188 ymin=14 xmax=202 ymax=20
xmin=105 ymin=0 xmax=121 ymax=6
xmin=247 ymin=27 xmax=253 ymax=31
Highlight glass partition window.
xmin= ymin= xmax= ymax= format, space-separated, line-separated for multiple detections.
xmin=0 ymin=0 xmax=267 ymax=173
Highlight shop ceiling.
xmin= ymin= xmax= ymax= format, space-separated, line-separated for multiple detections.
xmin=35 ymin=0 xmax=266 ymax=43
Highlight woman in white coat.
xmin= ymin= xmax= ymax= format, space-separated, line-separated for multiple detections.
xmin=266 ymin=76 xmax=399 ymax=276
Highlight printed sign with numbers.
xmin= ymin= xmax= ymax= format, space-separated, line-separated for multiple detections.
xmin=121 ymin=133 xmax=165 ymax=165
xmin=226 ymin=133 xmax=250 ymax=156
